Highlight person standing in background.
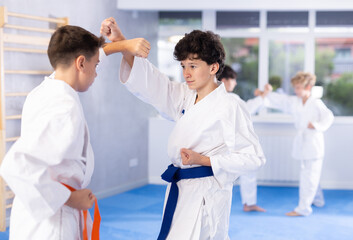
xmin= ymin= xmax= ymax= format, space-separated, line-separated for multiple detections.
xmin=219 ymin=65 xmax=268 ymax=212
xmin=259 ymin=72 xmax=334 ymax=216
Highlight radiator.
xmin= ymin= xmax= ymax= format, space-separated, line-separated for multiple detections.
xmin=255 ymin=125 xmax=300 ymax=186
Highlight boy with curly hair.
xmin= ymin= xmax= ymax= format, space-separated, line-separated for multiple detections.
xmin=101 ymin=18 xmax=265 ymax=239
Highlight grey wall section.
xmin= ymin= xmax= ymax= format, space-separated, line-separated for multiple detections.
xmin=1 ymin=0 xmax=159 ymax=197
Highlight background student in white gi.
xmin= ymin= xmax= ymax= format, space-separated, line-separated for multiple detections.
xmin=218 ymin=65 xmax=269 ymax=212
xmin=259 ymin=72 xmax=334 ymax=216
xmin=101 ymin=17 xmax=266 ymax=240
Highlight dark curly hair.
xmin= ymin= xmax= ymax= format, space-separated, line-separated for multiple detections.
xmin=173 ymin=30 xmax=225 ymax=79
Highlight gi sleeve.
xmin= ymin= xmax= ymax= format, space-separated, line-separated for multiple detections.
xmin=210 ymin=101 xmax=266 ymax=187
xmin=0 ymin=102 xmax=84 ymax=222
xmin=264 ymin=92 xmax=295 ymax=114
xmin=311 ymin=99 xmax=334 ymax=132
xmin=119 ymin=57 xmax=186 ymax=121
xmin=245 ymin=96 xmax=264 ymax=115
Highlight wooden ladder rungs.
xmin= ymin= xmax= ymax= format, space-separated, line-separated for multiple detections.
xmin=5 ymin=115 xmax=22 ymax=120
xmin=7 ymin=11 xmax=67 ymax=24
xmin=3 ymin=33 xmax=50 ymax=46
xmin=5 ymin=136 xmax=20 ymax=142
xmin=5 ymin=92 xmax=29 ymax=97
xmin=5 ymin=70 xmax=52 ymax=75
xmin=4 ymin=24 xmax=55 ymax=34
xmin=4 ymin=47 xmax=47 ymax=54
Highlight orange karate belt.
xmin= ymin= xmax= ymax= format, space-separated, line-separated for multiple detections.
xmin=62 ymin=183 xmax=101 ymax=240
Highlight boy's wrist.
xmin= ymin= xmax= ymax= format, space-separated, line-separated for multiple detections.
xmin=200 ymin=155 xmax=211 ymax=166
xmin=111 ymin=35 xmax=126 ymax=42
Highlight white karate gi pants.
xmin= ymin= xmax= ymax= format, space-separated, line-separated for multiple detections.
xmin=240 ymin=172 xmax=257 ymax=206
xmin=295 ymin=158 xmax=324 ymax=216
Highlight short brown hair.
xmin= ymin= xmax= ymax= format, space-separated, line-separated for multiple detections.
xmin=173 ymin=30 xmax=225 ymax=79
xmin=218 ymin=65 xmax=237 ymax=81
xmin=291 ymin=72 xmax=316 ymax=87
xmin=48 ymin=25 xmax=105 ymax=69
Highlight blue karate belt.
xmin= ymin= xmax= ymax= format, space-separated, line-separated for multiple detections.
xmin=157 ymin=164 xmax=214 ymax=240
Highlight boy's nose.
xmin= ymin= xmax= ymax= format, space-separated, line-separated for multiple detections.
xmin=183 ymin=70 xmax=191 ymax=78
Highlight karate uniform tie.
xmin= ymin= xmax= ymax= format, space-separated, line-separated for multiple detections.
xmin=157 ymin=164 xmax=214 ymax=240
xmin=62 ymin=183 xmax=101 ymax=240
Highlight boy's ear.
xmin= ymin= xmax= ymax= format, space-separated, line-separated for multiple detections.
xmin=75 ymin=55 xmax=85 ymax=71
xmin=210 ymin=62 xmax=219 ymax=75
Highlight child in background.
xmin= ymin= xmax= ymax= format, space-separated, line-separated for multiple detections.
xmin=219 ymin=65 xmax=267 ymax=212
xmin=259 ymin=72 xmax=334 ymax=216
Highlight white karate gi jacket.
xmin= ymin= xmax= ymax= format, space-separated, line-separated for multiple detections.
xmin=264 ymin=92 xmax=334 ymax=160
xmin=230 ymin=93 xmax=264 ymax=115
xmin=0 ymin=76 xmax=94 ymax=240
xmin=120 ymin=57 xmax=265 ymax=239
xmin=229 ymin=93 xmax=264 ymax=206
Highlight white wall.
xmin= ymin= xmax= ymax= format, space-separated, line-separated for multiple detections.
xmin=149 ymin=117 xmax=353 ymax=190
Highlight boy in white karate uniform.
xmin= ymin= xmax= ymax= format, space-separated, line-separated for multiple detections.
xmin=219 ymin=65 xmax=267 ymax=212
xmin=260 ymin=72 xmax=334 ymax=216
xmin=101 ymin=18 xmax=266 ymax=240
xmin=0 ymin=25 xmax=106 ymax=240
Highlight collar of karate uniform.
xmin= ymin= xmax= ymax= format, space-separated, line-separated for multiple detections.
xmin=46 ymin=72 xmax=80 ymax=102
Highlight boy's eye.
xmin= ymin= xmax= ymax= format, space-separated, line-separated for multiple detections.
xmin=181 ymin=65 xmax=185 ymax=69
xmin=191 ymin=65 xmax=196 ymax=68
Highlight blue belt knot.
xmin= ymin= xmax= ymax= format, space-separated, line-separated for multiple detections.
xmin=157 ymin=164 xmax=213 ymax=240
xmin=161 ymin=164 xmax=180 ymax=183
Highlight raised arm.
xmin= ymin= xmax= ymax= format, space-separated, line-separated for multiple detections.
xmin=245 ymin=96 xmax=264 ymax=115
xmin=100 ymin=17 xmax=151 ymax=67
xmin=264 ymin=91 xmax=295 ymax=114
xmin=246 ymin=83 xmax=272 ymax=114
xmin=100 ymin=18 xmax=187 ymax=121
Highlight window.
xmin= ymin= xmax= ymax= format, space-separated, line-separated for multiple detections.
xmin=315 ymin=11 xmax=353 ymax=32
xmin=221 ymin=38 xmax=259 ymax=100
xmin=159 ymin=11 xmax=202 ymax=33
xmin=158 ymin=12 xmax=202 ymax=82
xmin=267 ymin=11 xmax=308 ymax=27
xmin=316 ymin=11 xmax=353 ymax=26
xmin=315 ymin=38 xmax=353 ymax=116
xmin=157 ymin=38 xmax=181 ymax=82
xmin=269 ymin=40 xmax=305 ymax=95
xmin=216 ymin=11 xmax=260 ymax=30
